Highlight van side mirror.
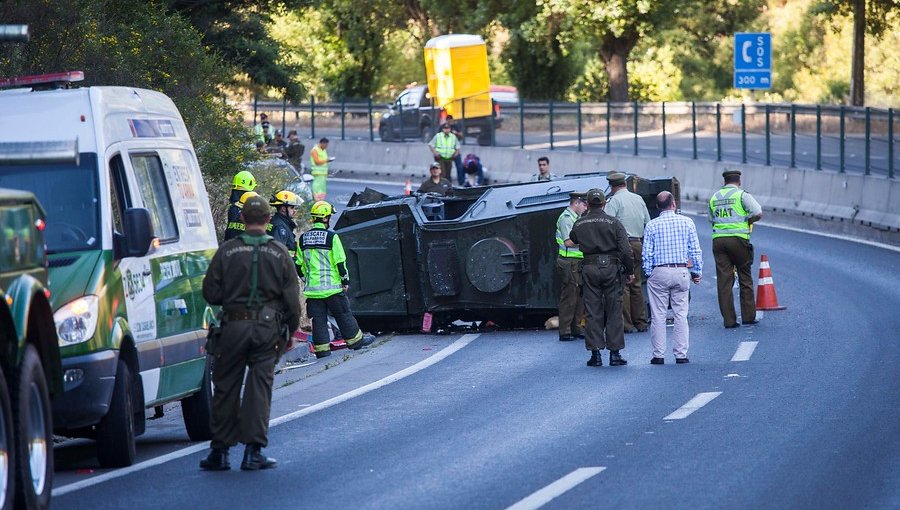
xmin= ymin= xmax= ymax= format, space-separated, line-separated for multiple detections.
xmin=123 ymin=208 xmax=155 ymax=258
xmin=301 ymin=173 xmax=314 ymax=183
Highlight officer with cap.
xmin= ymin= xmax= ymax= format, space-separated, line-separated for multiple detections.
xmin=297 ymin=200 xmax=375 ymax=358
xmin=570 ymin=188 xmax=635 ymax=367
xmin=555 ymin=191 xmax=588 ymax=341
xmin=224 ymin=170 xmax=257 ymax=240
xmin=708 ymin=169 xmax=763 ymax=328
xmin=268 ymin=190 xmax=304 ymax=257
xmin=604 ymin=171 xmax=651 ymax=333
xmin=201 ymin=195 xmax=300 ymax=471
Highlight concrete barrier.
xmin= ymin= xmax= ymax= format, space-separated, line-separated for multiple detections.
xmin=327 ymin=139 xmax=900 ymax=242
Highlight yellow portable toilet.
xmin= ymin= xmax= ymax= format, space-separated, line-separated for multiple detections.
xmin=424 ymin=34 xmax=492 ymax=119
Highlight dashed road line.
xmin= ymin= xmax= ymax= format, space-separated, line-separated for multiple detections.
xmin=731 ymin=341 xmax=759 ymax=362
xmin=506 ymin=467 xmax=606 ymax=510
xmin=664 ymin=392 xmax=722 ymax=420
xmin=52 ymin=333 xmax=481 ymax=498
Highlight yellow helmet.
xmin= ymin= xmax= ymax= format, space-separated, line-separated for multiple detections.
xmin=269 ymin=190 xmax=303 ymax=207
xmin=237 ymin=191 xmax=259 ymax=208
xmin=309 ymin=201 xmax=334 ymax=220
xmin=232 ymin=170 xmax=257 ymax=191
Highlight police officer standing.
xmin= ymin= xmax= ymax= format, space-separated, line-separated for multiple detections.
xmin=297 ymin=201 xmax=375 ymax=358
xmin=555 ymin=192 xmax=588 ymax=341
xmin=708 ymin=169 xmax=763 ymax=328
xmin=200 ymin=195 xmax=300 ymax=471
xmin=224 ymin=170 xmax=257 ymax=241
xmin=570 ymin=189 xmax=635 ymax=367
xmin=268 ymin=190 xmax=303 ymax=257
xmin=604 ymin=172 xmax=651 ymax=333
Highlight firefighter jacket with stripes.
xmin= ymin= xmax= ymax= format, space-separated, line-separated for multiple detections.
xmin=296 ymin=222 xmax=348 ymax=298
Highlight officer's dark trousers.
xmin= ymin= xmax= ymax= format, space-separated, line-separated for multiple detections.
xmin=308 ymin=292 xmax=362 ymax=350
xmin=581 ymin=263 xmax=625 ymax=351
xmin=713 ymin=236 xmax=756 ymax=326
xmin=210 ymin=320 xmax=278 ymax=449
xmin=623 ymin=239 xmax=648 ymax=331
xmin=556 ymin=257 xmax=585 ymax=337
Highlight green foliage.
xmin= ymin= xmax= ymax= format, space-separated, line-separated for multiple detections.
xmin=0 ymin=0 xmax=258 ymax=179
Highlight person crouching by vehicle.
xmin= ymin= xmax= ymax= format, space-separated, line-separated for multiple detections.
xmin=201 ymin=195 xmax=300 ymax=471
xmin=297 ymin=201 xmax=375 ymax=358
xmin=462 ymin=153 xmax=484 ymax=187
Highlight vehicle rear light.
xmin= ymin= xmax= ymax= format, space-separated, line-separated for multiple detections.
xmin=0 ymin=71 xmax=84 ymax=89
xmin=34 ymin=218 xmax=46 ymax=231
xmin=44 ymin=289 xmax=51 ymax=299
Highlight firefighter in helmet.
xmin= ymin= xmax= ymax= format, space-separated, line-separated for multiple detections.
xmin=224 ymin=171 xmax=257 ymax=241
xmin=268 ymin=190 xmax=303 ymax=257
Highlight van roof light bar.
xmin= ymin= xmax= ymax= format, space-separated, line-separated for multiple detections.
xmin=0 ymin=140 xmax=80 ymax=166
xmin=0 ymin=71 xmax=84 ymax=90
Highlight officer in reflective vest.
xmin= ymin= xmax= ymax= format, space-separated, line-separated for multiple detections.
xmin=224 ymin=170 xmax=257 ymax=241
xmin=296 ymin=201 xmax=375 ymax=358
xmin=429 ymin=122 xmax=460 ymax=182
xmin=309 ymin=138 xmax=332 ymax=202
xmin=708 ymin=169 xmax=763 ymax=328
xmin=555 ymin=192 xmax=588 ymax=341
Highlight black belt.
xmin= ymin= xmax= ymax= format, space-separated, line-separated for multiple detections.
xmin=628 ymin=237 xmax=643 ymax=242
xmin=224 ymin=310 xmax=259 ymax=321
xmin=654 ymin=263 xmax=688 ymax=268
xmin=583 ymin=254 xmax=619 ymax=264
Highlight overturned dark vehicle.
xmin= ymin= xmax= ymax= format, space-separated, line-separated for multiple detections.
xmin=334 ymin=173 xmax=680 ymax=332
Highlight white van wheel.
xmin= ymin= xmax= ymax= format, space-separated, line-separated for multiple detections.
xmin=0 ymin=365 xmax=15 ymax=510
xmin=96 ymin=360 xmax=136 ymax=467
xmin=13 ymin=345 xmax=52 ymax=509
xmin=181 ymin=357 xmax=213 ymax=441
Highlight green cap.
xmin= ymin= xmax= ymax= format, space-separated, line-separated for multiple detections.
xmin=242 ymin=195 xmax=271 ymax=218
xmin=586 ymin=188 xmax=606 ymax=205
xmin=606 ymin=172 xmax=626 ymax=186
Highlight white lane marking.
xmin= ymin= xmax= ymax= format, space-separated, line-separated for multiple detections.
xmin=664 ymin=392 xmax=722 ymax=420
xmin=506 ymin=467 xmax=606 ymax=510
xmin=731 ymin=341 xmax=759 ymax=362
xmin=52 ymin=333 xmax=480 ymax=497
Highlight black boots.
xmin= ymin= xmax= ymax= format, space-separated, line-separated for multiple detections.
xmin=241 ymin=444 xmax=277 ymax=470
xmin=349 ymin=333 xmax=376 ymax=350
xmin=609 ymin=350 xmax=628 ymax=366
xmin=199 ymin=448 xmax=230 ymax=471
xmin=586 ymin=350 xmax=602 ymax=367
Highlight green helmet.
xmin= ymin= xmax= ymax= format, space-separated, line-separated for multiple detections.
xmin=309 ymin=200 xmax=334 ymax=220
xmin=232 ymin=170 xmax=257 ymax=191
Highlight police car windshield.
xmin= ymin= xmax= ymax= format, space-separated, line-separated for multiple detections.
xmin=0 ymin=153 xmax=100 ymax=254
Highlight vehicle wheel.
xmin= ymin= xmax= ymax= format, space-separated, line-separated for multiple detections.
xmin=181 ymin=357 xmax=213 ymax=441
xmin=13 ymin=345 xmax=52 ymax=509
xmin=477 ymin=131 xmax=493 ymax=146
xmin=0 ymin=365 xmax=16 ymax=510
xmin=96 ymin=360 xmax=136 ymax=468
xmin=420 ymin=124 xmax=432 ymax=143
xmin=379 ymin=124 xmax=392 ymax=142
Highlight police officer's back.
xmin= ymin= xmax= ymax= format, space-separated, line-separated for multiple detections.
xmin=201 ymin=195 xmax=300 ymax=471
xmin=570 ymin=188 xmax=634 ymax=367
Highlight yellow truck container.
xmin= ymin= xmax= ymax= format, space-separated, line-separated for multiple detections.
xmin=424 ymin=34 xmax=492 ymax=119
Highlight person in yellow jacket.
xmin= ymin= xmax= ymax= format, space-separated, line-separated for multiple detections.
xmin=296 ymin=201 xmax=374 ymax=358
xmin=429 ymin=122 xmax=460 ymax=182
xmin=309 ymin=138 xmax=333 ymax=201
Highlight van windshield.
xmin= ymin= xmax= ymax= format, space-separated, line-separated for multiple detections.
xmin=0 ymin=153 xmax=100 ymax=254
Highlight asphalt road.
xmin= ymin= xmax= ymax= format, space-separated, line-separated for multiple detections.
xmin=50 ymin=180 xmax=900 ymax=509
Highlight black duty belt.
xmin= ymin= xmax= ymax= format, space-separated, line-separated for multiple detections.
xmin=654 ymin=263 xmax=688 ymax=268
xmin=224 ymin=310 xmax=260 ymax=321
xmin=583 ymin=253 xmax=619 ymax=264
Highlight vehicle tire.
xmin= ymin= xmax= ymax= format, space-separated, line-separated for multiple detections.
xmin=12 ymin=345 xmax=52 ymax=509
xmin=477 ymin=131 xmax=493 ymax=146
xmin=96 ymin=360 xmax=136 ymax=468
xmin=379 ymin=124 xmax=392 ymax=142
xmin=0 ymin=365 xmax=16 ymax=510
xmin=181 ymin=357 xmax=213 ymax=441
xmin=420 ymin=124 xmax=432 ymax=143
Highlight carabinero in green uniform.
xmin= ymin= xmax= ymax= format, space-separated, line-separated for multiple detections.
xmin=708 ymin=169 xmax=763 ymax=328
xmin=297 ymin=200 xmax=375 ymax=358
xmin=555 ymin=192 xmax=588 ymax=341
xmin=200 ymin=195 xmax=300 ymax=471
xmin=569 ymin=189 xmax=635 ymax=368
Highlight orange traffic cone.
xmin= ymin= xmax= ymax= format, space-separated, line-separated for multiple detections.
xmin=404 ymin=179 xmax=412 ymax=195
xmin=755 ymin=254 xmax=786 ymax=310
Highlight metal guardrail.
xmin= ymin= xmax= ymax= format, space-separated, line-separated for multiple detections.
xmin=242 ymin=96 xmax=897 ymax=179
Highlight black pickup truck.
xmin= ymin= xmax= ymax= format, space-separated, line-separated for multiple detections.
xmin=378 ymin=85 xmax=502 ymax=146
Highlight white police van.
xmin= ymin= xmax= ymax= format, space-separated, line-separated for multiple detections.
xmin=0 ymin=71 xmax=218 ymax=467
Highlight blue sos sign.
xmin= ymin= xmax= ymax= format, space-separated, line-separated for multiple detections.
xmin=734 ymin=33 xmax=772 ymax=89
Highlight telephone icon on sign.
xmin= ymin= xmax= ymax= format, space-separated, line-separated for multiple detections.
xmin=741 ymin=41 xmax=753 ymax=63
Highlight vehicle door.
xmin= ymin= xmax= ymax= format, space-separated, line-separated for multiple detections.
xmin=398 ymin=88 xmax=423 ymax=139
